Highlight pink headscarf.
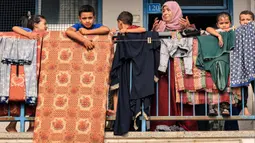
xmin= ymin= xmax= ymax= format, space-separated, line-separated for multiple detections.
xmin=157 ymin=1 xmax=183 ymax=32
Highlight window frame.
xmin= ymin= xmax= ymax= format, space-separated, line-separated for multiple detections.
xmin=35 ymin=0 xmax=103 ymax=30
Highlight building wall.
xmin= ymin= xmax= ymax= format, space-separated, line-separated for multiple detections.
xmin=102 ymin=0 xmax=143 ymax=29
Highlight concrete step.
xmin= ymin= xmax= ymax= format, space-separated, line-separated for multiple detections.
xmin=0 ymin=131 xmax=254 ymax=143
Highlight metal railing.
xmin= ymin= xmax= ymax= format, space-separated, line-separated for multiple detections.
xmin=107 ymin=32 xmax=255 ymax=132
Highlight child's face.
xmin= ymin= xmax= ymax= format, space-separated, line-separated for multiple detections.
xmin=117 ymin=20 xmax=123 ymax=30
xmin=162 ymin=6 xmax=172 ymax=22
xmin=79 ymin=12 xmax=95 ymax=29
xmin=34 ymin=18 xmax=47 ymax=31
xmin=239 ymin=14 xmax=253 ymax=25
xmin=216 ymin=16 xmax=231 ymax=31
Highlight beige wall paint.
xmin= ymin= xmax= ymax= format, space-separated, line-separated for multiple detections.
xmin=233 ymin=0 xmax=254 ymax=26
xmin=102 ymin=0 xmax=143 ymax=29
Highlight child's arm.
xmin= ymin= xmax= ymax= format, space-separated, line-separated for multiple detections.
xmin=120 ymin=27 xmax=146 ymax=33
xmin=126 ymin=27 xmax=146 ymax=33
xmin=12 ymin=26 xmax=39 ymax=39
xmin=206 ymin=27 xmax=223 ymax=47
xmin=65 ymin=27 xmax=94 ymax=49
xmin=79 ymin=26 xmax=110 ymax=35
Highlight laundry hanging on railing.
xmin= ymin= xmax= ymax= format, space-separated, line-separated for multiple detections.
xmin=0 ymin=36 xmax=37 ymax=104
xmin=110 ymin=31 xmax=160 ymax=135
xmin=174 ymin=38 xmax=241 ymax=105
xmin=158 ymin=37 xmax=193 ymax=75
xmin=230 ymin=21 xmax=255 ymax=87
xmin=196 ymin=30 xmax=235 ymax=91
xmin=33 ymin=32 xmax=112 ymax=143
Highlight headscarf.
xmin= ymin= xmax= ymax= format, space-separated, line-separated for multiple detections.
xmin=157 ymin=1 xmax=183 ymax=32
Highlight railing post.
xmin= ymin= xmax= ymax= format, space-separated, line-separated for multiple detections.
xmin=19 ymin=103 xmax=25 ymax=132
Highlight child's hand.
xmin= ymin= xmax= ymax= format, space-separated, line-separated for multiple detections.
xmin=244 ymin=108 xmax=251 ymax=116
xmin=217 ymin=35 xmax=223 ymax=47
xmin=79 ymin=28 xmax=89 ymax=35
xmin=152 ymin=17 xmax=160 ymax=31
xmin=110 ymin=28 xmax=117 ymax=35
xmin=119 ymin=28 xmax=127 ymax=33
xmin=83 ymin=39 xmax=94 ymax=50
xmin=28 ymin=33 xmax=40 ymax=40
xmin=179 ymin=16 xmax=191 ymax=28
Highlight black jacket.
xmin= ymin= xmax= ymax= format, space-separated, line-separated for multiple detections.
xmin=110 ymin=32 xmax=160 ymax=135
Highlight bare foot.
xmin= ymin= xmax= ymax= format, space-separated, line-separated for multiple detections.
xmin=244 ymin=108 xmax=251 ymax=116
xmin=5 ymin=125 xmax=17 ymax=132
xmin=26 ymin=127 xmax=34 ymax=132
xmin=106 ymin=109 xmax=116 ymax=116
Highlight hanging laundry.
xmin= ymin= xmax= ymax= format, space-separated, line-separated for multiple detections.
xmin=0 ymin=37 xmax=10 ymax=103
xmin=110 ymin=32 xmax=160 ymax=135
xmin=230 ymin=22 xmax=255 ymax=87
xmin=0 ymin=37 xmax=37 ymax=104
xmin=196 ymin=30 xmax=235 ymax=91
xmin=158 ymin=38 xmax=193 ymax=75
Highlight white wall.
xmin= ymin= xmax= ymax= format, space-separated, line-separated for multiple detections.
xmin=102 ymin=0 xmax=143 ymax=29
xmin=233 ymin=0 xmax=255 ymax=26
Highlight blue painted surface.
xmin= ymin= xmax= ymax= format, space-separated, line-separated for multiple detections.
xmin=147 ymin=3 xmax=161 ymax=13
xmin=97 ymin=0 xmax=103 ymax=24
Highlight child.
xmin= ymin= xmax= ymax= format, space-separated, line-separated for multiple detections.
xmin=239 ymin=10 xmax=254 ymax=25
xmin=12 ymin=15 xmax=47 ymax=39
xmin=224 ymin=10 xmax=254 ymax=130
xmin=205 ymin=12 xmax=234 ymax=117
xmin=239 ymin=10 xmax=254 ymax=116
xmin=206 ymin=12 xmax=233 ymax=47
xmin=65 ymin=5 xmax=110 ymax=50
xmin=8 ymin=14 xmax=47 ymax=132
xmin=107 ymin=11 xmax=146 ymax=116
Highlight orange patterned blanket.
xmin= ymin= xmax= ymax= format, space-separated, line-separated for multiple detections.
xmin=33 ymin=31 xmax=113 ymax=143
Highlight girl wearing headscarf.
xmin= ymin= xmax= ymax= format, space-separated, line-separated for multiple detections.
xmin=150 ymin=1 xmax=198 ymax=131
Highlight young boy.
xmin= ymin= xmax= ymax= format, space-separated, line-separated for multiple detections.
xmin=224 ymin=10 xmax=254 ymax=131
xmin=237 ymin=10 xmax=254 ymax=116
xmin=107 ymin=11 xmax=146 ymax=116
xmin=239 ymin=10 xmax=254 ymax=25
xmin=65 ymin=5 xmax=110 ymax=50
xmin=206 ymin=12 xmax=233 ymax=47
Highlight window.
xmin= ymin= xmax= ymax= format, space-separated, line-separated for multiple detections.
xmin=40 ymin=0 xmax=100 ymax=31
xmin=0 ymin=0 xmax=36 ymax=31
xmin=150 ymin=0 xmax=225 ymax=6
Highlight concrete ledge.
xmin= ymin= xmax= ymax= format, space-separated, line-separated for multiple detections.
xmin=0 ymin=131 xmax=254 ymax=143
xmin=0 ymin=133 xmax=33 ymax=143
xmin=104 ymin=131 xmax=255 ymax=143
xmin=0 ymin=133 xmax=33 ymax=139
xmin=104 ymin=131 xmax=255 ymax=139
